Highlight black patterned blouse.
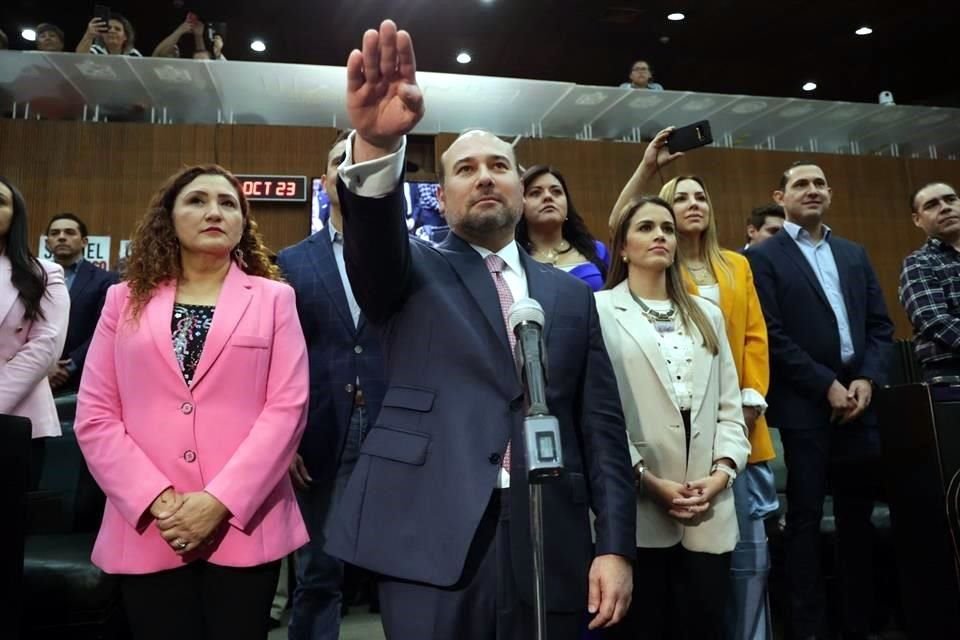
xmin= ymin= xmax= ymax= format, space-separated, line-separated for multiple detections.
xmin=171 ymin=303 xmax=215 ymax=385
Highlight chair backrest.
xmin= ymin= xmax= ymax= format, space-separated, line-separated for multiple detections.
xmin=0 ymin=413 xmax=33 ymax=639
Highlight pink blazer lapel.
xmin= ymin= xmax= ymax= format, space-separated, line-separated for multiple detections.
xmin=0 ymin=257 xmax=17 ymax=327
xmin=146 ymin=282 xmax=186 ymax=384
xmin=189 ymin=263 xmax=253 ymax=389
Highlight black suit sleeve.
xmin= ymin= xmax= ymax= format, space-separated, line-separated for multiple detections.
xmin=338 ymin=182 xmax=412 ymax=325
xmin=856 ymin=245 xmax=895 ymax=384
xmin=747 ymin=247 xmax=837 ymax=399
xmin=68 ymin=270 xmax=120 ymax=371
xmin=578 ymin=289 xmax=636 ymax=558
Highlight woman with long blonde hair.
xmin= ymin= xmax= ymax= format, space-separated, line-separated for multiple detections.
xmin=598 ymin=196 xmax=749 ymax=640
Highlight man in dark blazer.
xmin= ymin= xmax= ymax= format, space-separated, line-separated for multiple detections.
xmin=323 ymin=20 xmax=635 ymax=640
xmin=45 ymin=213 xmax=117 ymax=392
xmin=747 ymin=162 xmax=894 ymax=640
xmin=276 ymin=131 xmax=387 ymax=640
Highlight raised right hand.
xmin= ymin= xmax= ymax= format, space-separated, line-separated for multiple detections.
xmin=641 ymin=126 xmax=684 ymax=172
xmin=346 ymin=20 xmax=424 ymax=156
xmin=85 ymin=17 xmax=108 ymax=39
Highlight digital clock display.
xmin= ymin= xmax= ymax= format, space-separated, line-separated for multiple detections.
xmin=236 ymin=175 xmax=307 ymax=202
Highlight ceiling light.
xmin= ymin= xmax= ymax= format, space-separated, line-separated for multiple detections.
xmin=667 ymin=13 xmax=685 ymax=21
xmin=22 ymin=28 xmax=37 ymax=42
xmin=802 ymin=82 xmax=817 ymax=92
xmin=855 ymin=26 xmax=873 ymax=36
xmin=456 ymin=51 xmax=472 ymax=64
xmin=250 ymin=39 xmax=266 ymax=53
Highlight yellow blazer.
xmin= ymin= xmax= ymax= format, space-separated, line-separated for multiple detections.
xmin=683 ymin=249 xmax=775 ymax=463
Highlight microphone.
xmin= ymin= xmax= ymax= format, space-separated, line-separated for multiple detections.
xmin=508 ymin=298 xmax=564 ymax=482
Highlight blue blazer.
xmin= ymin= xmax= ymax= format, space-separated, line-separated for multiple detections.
xmin=325 ymin=184 xmax=636 ymax=612
xmin=62 ymin=260 xmax=118 ymax=389
xmin=746 ymin=230 xmax=894 ymax=431
xmin=277 ymin=231 xmax=386 ymax=483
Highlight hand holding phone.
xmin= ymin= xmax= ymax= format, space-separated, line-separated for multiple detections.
xmin=93 ymin=4 xmax=111 ymax=30
xmin=666 ymin=120 xmax=713 ymax=154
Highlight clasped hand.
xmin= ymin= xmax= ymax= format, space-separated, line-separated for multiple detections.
xmin=648 ymin=472 xmax=727 ymax=521
xmin=149 ymin=488 xmax=228 ymax=555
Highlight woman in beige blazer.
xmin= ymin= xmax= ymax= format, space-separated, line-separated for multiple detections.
xmin=597 ymin=196 xmax=750 ymax=640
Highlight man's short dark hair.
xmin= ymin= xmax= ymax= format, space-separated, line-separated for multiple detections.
xmin=747 ymin=203 xmax=785 ymax=230
xmin=910 ymin=182 xmax=956 ymax=213
xmin=47 ymin=212 xmax=88 ymax=238
xmin=778 ymin=161 xmax=821 ymax=191
xmin=36 ymin=23 xmax=64 ymax=43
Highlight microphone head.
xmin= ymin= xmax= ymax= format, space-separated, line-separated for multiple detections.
xmin=508 ymin=298 xmax=545 ymax=331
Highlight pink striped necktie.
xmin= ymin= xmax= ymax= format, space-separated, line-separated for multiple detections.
xmin=484 ymin=254 xmax=515 ymax=473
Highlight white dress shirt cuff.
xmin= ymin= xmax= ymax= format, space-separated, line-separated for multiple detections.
xmin=338 ymin=131 xmax=407 ymax=198
xmin=741 ymin=388 xmax=768 ymax=414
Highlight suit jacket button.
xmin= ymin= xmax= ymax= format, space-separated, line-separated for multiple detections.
xmin=354 ymin=345 xmax=363 ymax=354
xmin=181 ymin=402 xmax=194 ymax=415
xmin=489 ymin=453 xmax=501 ymax=465
xmin=184 ymin=450 xmax=197 ymax=463
xmin=345 ymin=383 xmax=355 ymax=393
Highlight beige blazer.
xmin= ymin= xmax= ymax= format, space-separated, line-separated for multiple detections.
xmin=595 ymin=280 xmax=750 ymax=554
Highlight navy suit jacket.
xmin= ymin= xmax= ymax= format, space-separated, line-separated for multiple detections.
xmin=325 ymin=184 xmax=635 ymax=611
xmin=746 ymin=230 xmax=894 ymax=431
xmin=277 ymin=231 xmax=386 ymax=484
xmin=62 ymin=260 xmax=118 ymax=389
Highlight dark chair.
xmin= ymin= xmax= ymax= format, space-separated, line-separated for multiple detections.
xmin=1 ymin=413 xmax=32 ymax=640
xmin=22 ymin=393 xmax=129 ymax=639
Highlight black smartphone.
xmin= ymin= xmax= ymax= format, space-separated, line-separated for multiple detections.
xmin=667 ymin=120 xmax=713 ymax=154
xmin=93 ymin=4 xmax=111 ymax=29
xmin=204 ymin=21 xmax=227 ymax=52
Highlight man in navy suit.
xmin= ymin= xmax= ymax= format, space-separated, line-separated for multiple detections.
xmin=45 ymin=213 xmax=117 ymax=392
xmin=323 ymin=20 xmax=635 ymax=640
xmin=747 ymin=162 xmax=894 ymax=640
xmin=276 ymin=131 xmax=387 ymax=640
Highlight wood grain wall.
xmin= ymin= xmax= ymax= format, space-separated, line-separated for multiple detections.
xmin=3 ymin=119 xmax=960 ymax=336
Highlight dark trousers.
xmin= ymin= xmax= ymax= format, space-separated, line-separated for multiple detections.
xmin=289 ymin=406 xmax=367 ymax=640
xmin=779 ymin=426 xmax=881 ymax=639
xmin=120 ymin=560 xmax=281 ymax=640
xmin=378 ymin=490 xmax=584 ymax=640
xmin=609 ymin=544 xmax=731 ymax=640
xmin=29 ymin=437 xmax=46 ymax=491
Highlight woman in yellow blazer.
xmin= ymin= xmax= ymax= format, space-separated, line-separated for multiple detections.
xmin=598 ymin=196 xmax=750 ymax=640
xmin=611 ymin=129 xmax=778 ymax=639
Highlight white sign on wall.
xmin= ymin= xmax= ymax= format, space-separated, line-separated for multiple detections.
xmin=38 ymin=235 xmax=112 ymax=270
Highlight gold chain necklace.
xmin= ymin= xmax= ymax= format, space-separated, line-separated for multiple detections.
xmin=533 ymin=239 xmax=572 ymax=265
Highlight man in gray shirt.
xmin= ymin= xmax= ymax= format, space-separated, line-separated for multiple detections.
xmin=619 ymin=60 xmax=664 ymax=90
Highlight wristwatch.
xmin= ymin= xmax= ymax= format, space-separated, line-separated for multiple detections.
xmin=634 ymin=463 xmax=646 ymax=493
xmin=711 ymin=462 xmax=737 ymax=489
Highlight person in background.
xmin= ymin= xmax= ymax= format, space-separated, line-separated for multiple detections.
xmin=517 ymin=165 xmax=609 ymax=291
xmin=747 ymin=161 xmax=894 ymax=640
xmin=152 ymin=18 xmax=204 ymax=58
xmin=899 ymin=182 xmax=960 ymax=379
xmin=0 ymin=177 xmax=70 ymax=489
xmin=611 ymin=127 xmax=779 ymax=639
xmin=745 ymin=204 xmax=785 ymax=251
xmin=74 ymin=164 xmax=309 ymax=640
xmin=45 ymin=213 xmax=118 ymax=393
xmin=619 ymin=60 xmax=664 ymax=91
xmin=77 ymin=13 xmax=142 ymax=56
xmin=277 ymin=130 xmax=387 ymax=640
xmin=35 ymin=23 xmax=65 ymax=52
xmin=598 ymin=196 xmax=750 ymax=640
xmin=195 ymin=27 xmax=227 ymax=61
xmin=0 ymin=29 xmax=8 ymax=49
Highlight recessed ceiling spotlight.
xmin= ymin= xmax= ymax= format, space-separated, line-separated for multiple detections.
xmin=456 ymin=51 xmax=472 ymax=64
xmin=250 ymin=39 xmax=266 ymax=53
xmin=802 ymin=82 xmax=817 ymax=92
xmin=667 ymin=13 xmax=686 ymax=21
xmin=855 ymin=26 xmax=873 ymax=36
xmin=22 ymin=28 xmax=37 ymax=42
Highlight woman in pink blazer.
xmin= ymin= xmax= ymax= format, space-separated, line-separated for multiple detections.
xmin=75 ymin=165 xmax=309 ymax=640
xmin=0 ymin=177 xmax=70 ymax=489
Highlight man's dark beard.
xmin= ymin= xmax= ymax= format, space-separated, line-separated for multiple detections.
xmin=455 ymin=205 xmax=520 ymax=238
